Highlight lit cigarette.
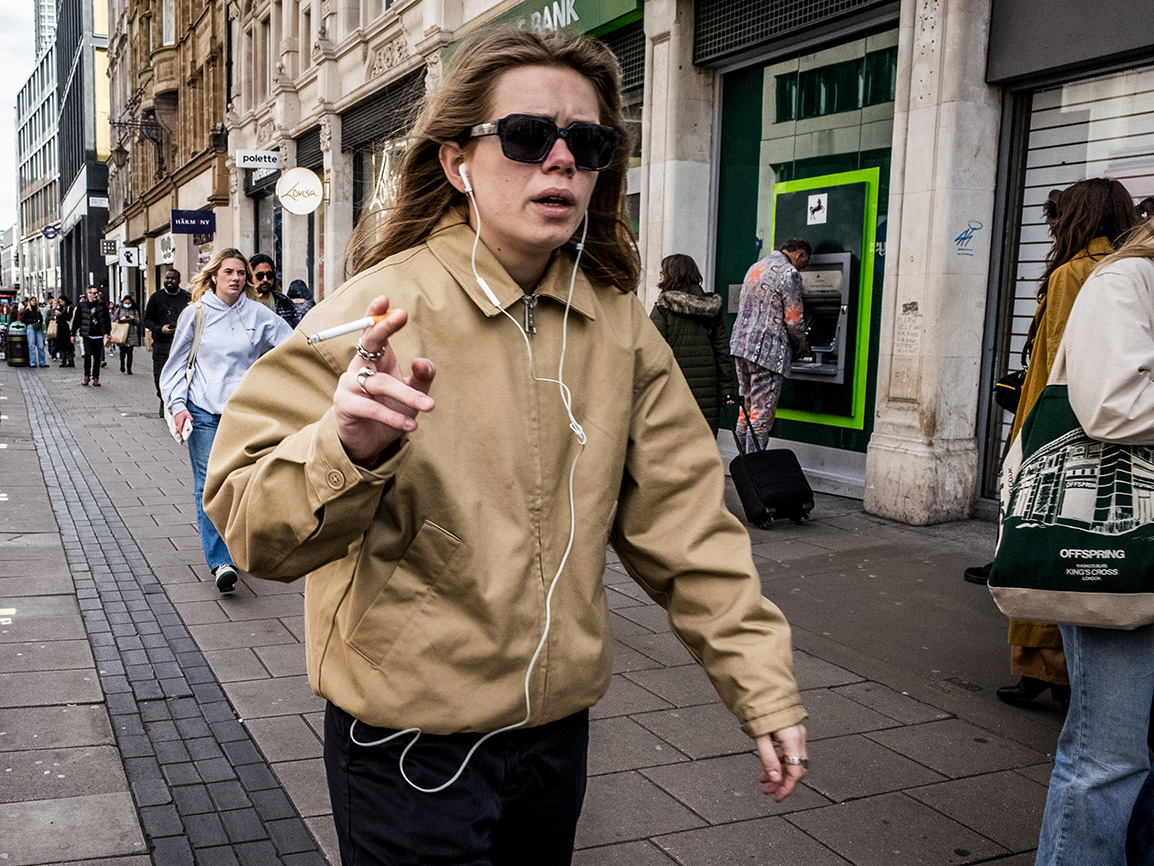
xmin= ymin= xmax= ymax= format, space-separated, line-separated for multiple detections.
xmin=306 ymin=314 xmax=389 ymax=344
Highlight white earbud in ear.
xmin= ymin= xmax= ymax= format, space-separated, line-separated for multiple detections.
xmin=459 ymin=162 xmax=499 ymax=308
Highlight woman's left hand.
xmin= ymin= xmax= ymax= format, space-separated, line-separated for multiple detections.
xmin=755 ymin=724 xmax=807 ymax=801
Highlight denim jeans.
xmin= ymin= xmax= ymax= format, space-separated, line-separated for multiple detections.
xmin=186 ymin=402 xmax=231 ymax=570
xmin=28 ymin=328 xmax=46 ymax=365
xmin=1035 ymin=623 xmax=1154 ymax=866
xmin=324 ymin=703 xmax=589 ymax=866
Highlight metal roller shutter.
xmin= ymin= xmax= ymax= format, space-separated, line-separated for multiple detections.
xmin=992 ymin=63 xmax=1154 ymax=470
xmin=296 ymin=126 xmax=322 ymax=169
xmin=340 ymin=70 xmax=426 ymax=153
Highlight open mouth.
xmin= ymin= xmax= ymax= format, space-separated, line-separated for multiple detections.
xmin=535 ymin=189 xmax=576 ymax=207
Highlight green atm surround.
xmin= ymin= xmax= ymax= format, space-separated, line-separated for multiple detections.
xmin=770 ymin=168 xmax=880 ymax=431
xmin=714 ymin=61 xmax=890 ymax=455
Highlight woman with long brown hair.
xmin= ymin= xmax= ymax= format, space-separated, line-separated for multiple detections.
xmin=998 ymin=177 xmax=1138 ymax=708
xmin=205 ymin=26 xmax=806 ymax=865
xmin=160 ymin=248 xmax=291 ymax=594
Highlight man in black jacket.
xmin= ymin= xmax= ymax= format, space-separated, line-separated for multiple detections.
xmin=250 ymin=253 xmax=298 ymax=327
xmin=71 ymin=286 xmax=111 ymax=386
xmin=143 ymin=269 xmax=192 ymax=416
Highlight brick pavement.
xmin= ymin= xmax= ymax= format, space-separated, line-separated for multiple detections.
xmin=0 ymin=355 xmax=1066 ymax=865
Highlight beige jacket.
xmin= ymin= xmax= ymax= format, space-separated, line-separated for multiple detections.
xmin=205 ymin=214 xmax=805 ymax=738
xmin=1058 ymin=255 xmax=1154 ymax=444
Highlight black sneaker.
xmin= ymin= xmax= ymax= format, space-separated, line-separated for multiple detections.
xmin=964 ymin=563 xmax=991 ymax=585
xmin=213 ymin=564 xmax=238 ymax=594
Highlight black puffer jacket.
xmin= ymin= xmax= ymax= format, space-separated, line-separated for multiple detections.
xmin=650 ymin=286 xmax=736 ymax=435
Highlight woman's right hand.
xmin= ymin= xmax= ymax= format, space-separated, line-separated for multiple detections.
xmin=333 ymin=295 xmax=435 ymax=468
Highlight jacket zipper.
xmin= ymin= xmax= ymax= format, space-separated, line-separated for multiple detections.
xmin=522 ymin=293 xmax=537 ymax=336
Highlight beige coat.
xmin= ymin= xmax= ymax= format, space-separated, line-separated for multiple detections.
xmin=1060 ymin=255 xmax=1154 ymax=443
xmin=205 ymin=214 xmax=805 ymax=738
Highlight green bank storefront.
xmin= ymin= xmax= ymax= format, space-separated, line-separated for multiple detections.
xmin=706 ymin=3 xmax=899 ymax=495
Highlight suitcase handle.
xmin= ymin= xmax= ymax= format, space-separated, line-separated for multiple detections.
xmin=726 ymin=400 xmax=766 ymax=456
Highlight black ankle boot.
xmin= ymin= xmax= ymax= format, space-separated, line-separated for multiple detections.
xmin=996 ymin=677 xmax=1050 ymax=706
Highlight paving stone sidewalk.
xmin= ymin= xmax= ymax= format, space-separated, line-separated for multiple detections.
xmin=0 ymin=357 xmax=1066 ymax=865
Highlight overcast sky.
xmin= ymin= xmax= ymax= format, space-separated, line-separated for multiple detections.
xmin=0 ymin=3 xmax=39 ymax=235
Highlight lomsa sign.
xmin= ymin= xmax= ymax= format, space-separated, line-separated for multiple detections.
xmin=276 ymin=168 xmax=324 ymax=215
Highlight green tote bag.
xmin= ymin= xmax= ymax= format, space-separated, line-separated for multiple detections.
xmin=989 ymin=383 xmax=1154 ymax=630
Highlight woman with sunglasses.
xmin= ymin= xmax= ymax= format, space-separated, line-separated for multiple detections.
xmin=205 ymin=27 xmax=806 ymax=865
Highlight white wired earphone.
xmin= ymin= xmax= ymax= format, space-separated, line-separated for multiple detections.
xmin=348 ymin=160 xmax=589 ymax=793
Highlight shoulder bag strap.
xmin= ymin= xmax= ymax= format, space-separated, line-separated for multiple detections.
xmin=184 ymin=302 xmax=206 ymax=386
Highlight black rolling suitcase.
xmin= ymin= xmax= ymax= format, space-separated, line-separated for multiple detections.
xmin=728 ymin=404 xmax=814 ymax=527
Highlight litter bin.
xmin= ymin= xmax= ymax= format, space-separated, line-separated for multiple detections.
xmin=6 ymin=322 xmax=29 ymax=367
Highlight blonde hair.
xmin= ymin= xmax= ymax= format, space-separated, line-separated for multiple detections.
xmin=189 ymin=248 xmax=259 ymax=303
xmin=345 ymin=26 xmax=639 ymax=292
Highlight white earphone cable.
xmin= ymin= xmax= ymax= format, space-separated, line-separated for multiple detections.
xmin=350 ymin=174 xmax=588 ymax=792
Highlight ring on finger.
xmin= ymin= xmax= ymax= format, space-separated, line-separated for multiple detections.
xmin=355 ymin=366 xmax=376 ymax=394
xmin=781 ymin=756 xmax=807 ymax=767
xmin=356 ymin=338 xmax=384 ymax=362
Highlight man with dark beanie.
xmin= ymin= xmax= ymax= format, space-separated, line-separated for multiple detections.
xmin=143 ymin=268 xmax=191 ymax=416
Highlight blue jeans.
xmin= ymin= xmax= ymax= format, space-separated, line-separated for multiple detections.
xmin=28 ymin=328 xmax=46 ymax=365
xmin=1035 ymin=623 xmax=1154 ymax=866
xmin=186 ymin=402 xmax=231 ymax=570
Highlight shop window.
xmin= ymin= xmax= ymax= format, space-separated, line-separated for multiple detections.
xmin=352 ymin=138 xmax=407 ymax=228
xmin=253 ymin=192 xmax=282 ymax=270
xmin=775 ymin=46 xmax=897 ymax=123
xmin=863 ymin=46 xmax=898 ymax=107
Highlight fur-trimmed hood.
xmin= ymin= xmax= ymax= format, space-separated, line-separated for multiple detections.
xmin=654 ymin=289 xmax=723 ymax=317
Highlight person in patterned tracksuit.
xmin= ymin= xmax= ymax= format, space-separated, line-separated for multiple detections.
xmin=729 ymin=238 xmax=811 ymax=452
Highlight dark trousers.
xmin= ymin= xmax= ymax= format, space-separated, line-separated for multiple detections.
xmin=82 ymin=337 xmax=104 ymax=380
xmin=324 ymin=703 xmax=589 ymax=866
xmin=152 ymin=341 xmax=172 ymax=401
xmin=119 ymin=345 xmax=134 ymax=372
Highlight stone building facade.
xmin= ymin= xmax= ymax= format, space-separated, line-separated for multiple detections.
xmin=103 ymin=0 xmax=231 ymax=306
xmin=16 ymin=45 xmax=61 ymax=301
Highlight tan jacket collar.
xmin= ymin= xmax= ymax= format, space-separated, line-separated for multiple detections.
xmin=425 ymin=210 xmax=598 ymax=321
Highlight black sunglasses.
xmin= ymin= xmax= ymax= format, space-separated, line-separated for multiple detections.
xmin=465 ymin=114 xmax=622 ymax=172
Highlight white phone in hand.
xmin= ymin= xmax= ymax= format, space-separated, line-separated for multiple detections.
xmin=181 ymin=418 xmax=193 ymax=442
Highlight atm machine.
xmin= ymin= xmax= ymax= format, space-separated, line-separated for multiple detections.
xmin=789 ymin=251 xmax=851 ymax=384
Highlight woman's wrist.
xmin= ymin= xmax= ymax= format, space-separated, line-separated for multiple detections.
xmin=351 ymin=437 xmax=404 ymax=471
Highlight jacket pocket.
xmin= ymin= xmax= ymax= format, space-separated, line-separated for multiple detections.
xmin=345 ymin=520 xmax=463 ymax=668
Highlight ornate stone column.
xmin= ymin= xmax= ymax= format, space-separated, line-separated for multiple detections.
xmin=863 ymin=0 xmax=1002 ymax=524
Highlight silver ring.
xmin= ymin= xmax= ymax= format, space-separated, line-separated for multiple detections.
xmin=355 ymin=366 xmax=376 ymax=394
xmin=781 ymin=756 xmax=807 ymax=767
xmin=356 ymin=338 xmax=384 ymax=362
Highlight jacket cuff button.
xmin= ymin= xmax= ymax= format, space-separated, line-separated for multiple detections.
xmin=326 ymin=470 xmax=344 ymax=489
